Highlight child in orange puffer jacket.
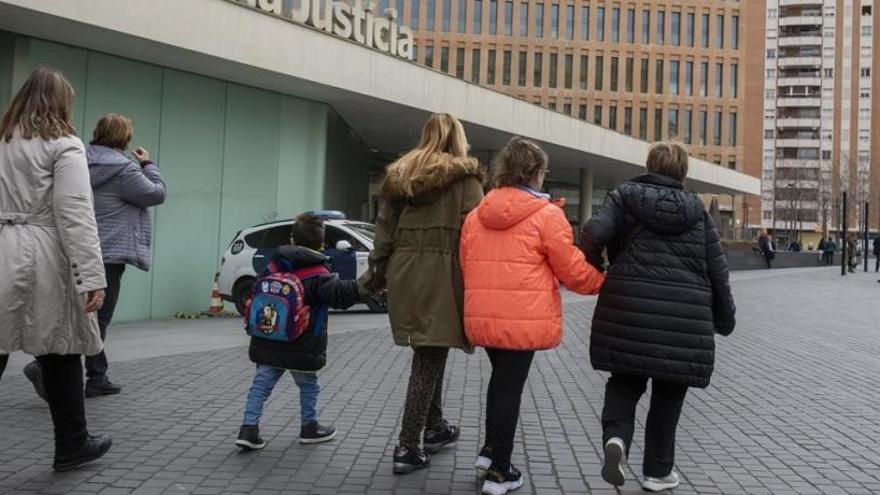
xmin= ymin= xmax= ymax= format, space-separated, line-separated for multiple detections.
xmin=460 ymin=137 xmax=605 ymax=495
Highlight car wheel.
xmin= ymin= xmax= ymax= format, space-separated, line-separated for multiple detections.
xmin=233 ymin=277 xmax=255 ymax=316
xmin=365 ymin=293 xmax=388 ymax=314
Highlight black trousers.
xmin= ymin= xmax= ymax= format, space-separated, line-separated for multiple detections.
xmin=0 ymin=353 xmax=7 ymax=381
xmin=601 ymin=374 xmax=688 ymax=478
xmin=85 ymin=263 xmax=125 ymax=382
xmin=399 ymin=346 xmax=449 ymax=449
xmin=36 ymin=354 xmax=88 ymax=453
xmin=875 ymin=254 xmax=879 ymax=272
xmin=484 ymin=348 xmax=535 ymax=472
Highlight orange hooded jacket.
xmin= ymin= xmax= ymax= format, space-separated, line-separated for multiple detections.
xmin=460 ymin=187 xmax=605 ymax=351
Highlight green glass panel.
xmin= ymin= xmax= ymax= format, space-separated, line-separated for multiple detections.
xmin=219 ymin=84 xmax=282 ymax=246
xmin=276 ymin=97 xmax=327 ymax=219
xmin=150 ymin=69 xmax=226 ymax=318
xmin=28 ymin=39 xmax=88 ymax=135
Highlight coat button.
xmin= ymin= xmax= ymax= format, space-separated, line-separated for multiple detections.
xmin=72 ymin=263 xmax=78 ymax=269
xmin=76 ymin=280 xmax=83 ymax=285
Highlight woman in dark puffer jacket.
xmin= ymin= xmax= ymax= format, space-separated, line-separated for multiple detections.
xmin=580 ymin=142 xmax=735 ymax=492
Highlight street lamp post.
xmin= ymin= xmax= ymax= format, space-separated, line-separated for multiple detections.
xmin=865 ymin=201 xmax=870 ymax=272
xmin=840 ymin=191 xmax=847 ymax=277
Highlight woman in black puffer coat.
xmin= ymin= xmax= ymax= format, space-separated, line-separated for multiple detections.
xmin=580 ymin=142 xmax=735 ymax=493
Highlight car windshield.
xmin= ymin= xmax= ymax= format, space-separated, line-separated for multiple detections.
xmin=345 ymin=222 xmax=375 ymax=242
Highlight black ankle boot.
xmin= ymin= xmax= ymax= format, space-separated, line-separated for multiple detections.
xmin=53 ymin=434 xmax=112 ymax=472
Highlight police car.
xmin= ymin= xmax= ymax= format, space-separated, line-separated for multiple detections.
xmin=218 ymin=211 xmax=384 ymax=315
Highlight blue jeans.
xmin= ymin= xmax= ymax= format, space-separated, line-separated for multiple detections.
xmin=243 ymin=364 xmax=320 ymax=426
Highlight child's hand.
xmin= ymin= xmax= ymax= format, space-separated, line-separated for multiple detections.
xmin=357 ymin=285 xmax=372 ymax=302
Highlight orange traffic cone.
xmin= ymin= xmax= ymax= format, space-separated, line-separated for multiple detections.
xmin=202 ymin=273 xmax=224 ymax=316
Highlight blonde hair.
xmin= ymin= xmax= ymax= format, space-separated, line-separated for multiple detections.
xmin=392 ymin=113 xmax=471 ymax=197
xmin=91 ymin=113 xmax=134 ymax=149
xmin=646 ymin=141 xmax=689 ymax=182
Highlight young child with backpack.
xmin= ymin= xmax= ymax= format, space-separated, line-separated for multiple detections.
xmin=236 ymin=213 xmax=367 ymax=449
xmin=460 ymin=137 xmax=605 ymax=495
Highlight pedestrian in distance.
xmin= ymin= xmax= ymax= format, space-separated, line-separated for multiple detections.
xmin=236 ymin=213 xmax=370 ymax=450
xmin=0 ymin=67 xmax=112 ymax=471
xmin=359 ymin=113 xmax=485 ymax=474
xmin=847 ymin=234 xmax=858 ymax=273
xmin=758 ymin=229 xmax=775 ymax=269
xmin=823 ymin=237 xmax=837 ymax=267
xmin=873 ymin=236 xmax=880 ymax=273
xmin=460 ymin=137 xmax=605 ymax=495
xmin=22 ymin=113 xmax=167 ymax=399
xmin=580 ymin=142 xmax=736 ymax=492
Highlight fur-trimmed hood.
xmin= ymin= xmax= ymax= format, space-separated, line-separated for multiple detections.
xmin=381 ymin=154 xmax=485 ymax=202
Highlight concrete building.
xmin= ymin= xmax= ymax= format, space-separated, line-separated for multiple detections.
xmin=0 ymin=0 xmax=757 ymax=322
xmin=404 ymin=0 xmax=746 ymax=231
xmin=746 ymin=0 xmax=879 ymax=247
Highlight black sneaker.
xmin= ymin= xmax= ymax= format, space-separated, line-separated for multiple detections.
xmin=423 ymin=420 xmax=460 ymax=454
xmin=393 ymin=445 xmax=430 ymax=474
xmin=299 ymin=421 xmax=337 ymax=444
xmin=235 ymin=425 xmax=266 ymax=450
xmin=481 ymin=465 xmax=524 ymax=495
xmin=23 ymin=361 xmax=47 ymax=402
xmin=53 ymin=434 xmax=112 ymax=472
xmin=85 ymin=379 xmax=122 ymax=398
xmin=601 ymin=437 xmax=627 ymax=487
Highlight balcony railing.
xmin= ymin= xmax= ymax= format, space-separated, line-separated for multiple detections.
xmin=777 ymin=118 xmax=822 ymax=128
xmin=776 ymin=159 xmax=823 ymax=168
xmin=779 ymin=16 xmax=824 ymax=27
xmin=776 ymin=138 xmax=822 ymax=148
xmin=777 ymin=77 xmax=822 ymax=87
xmin=779 ymin=0 xmax=823 ymax=6
xmin=777 ymin=56 xmax=823 ymax=67
xmin=777 ymin=97 xmax=822 ymax=107
xmin=778 ymin=35 xmax=824 ymax=47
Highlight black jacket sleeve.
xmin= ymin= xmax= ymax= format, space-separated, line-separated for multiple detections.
xmin=310 ymin=274 xmax=362 ymax=310
xmin=704 ymin=213 xmax=736 ymax=336
xmin=580 ymin=189 xmax=625 ymax=272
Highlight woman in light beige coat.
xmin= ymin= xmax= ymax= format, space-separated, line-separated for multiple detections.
xmin=0 ymin=67 xmax=113 ymax=472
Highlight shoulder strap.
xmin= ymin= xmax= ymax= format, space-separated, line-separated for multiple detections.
xmin=294 ymin=265 xmax=331 ymax=281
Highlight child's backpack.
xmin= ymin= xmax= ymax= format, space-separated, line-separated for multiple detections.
xmin=245 ymin=263 xmax=330 ymax=343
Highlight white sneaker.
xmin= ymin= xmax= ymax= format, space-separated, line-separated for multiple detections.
xmin=642 ymin=471 xmax=681 ymax=492
xmin=600 ymin=437 xmax=627 ymax=486
xmin=474 ymin=454 xmax=492 ymax=475
xmin=474 ymin=446 xmax=493 ymax=475
xmin=481 ymin=466 xmax=524 ymax=495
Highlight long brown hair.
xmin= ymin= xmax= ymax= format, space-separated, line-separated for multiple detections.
xmin=0 ymin=67 xmax=76 ymax=142
xmin=492 ymin=136 xmax=548 ymax=188
xmin=393 ymin=113 xmax=471 ymax=197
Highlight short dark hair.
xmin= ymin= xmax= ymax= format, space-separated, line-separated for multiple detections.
xmin=492 ymin=136 xmax=549 ymax=188
xmin=293 ymin=213 xmax=325 ymax=250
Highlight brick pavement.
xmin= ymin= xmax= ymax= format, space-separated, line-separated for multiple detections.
xmin=1 ymin=267 xmax=880 ymax=494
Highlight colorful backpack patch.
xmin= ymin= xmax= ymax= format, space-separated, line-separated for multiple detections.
xmin=245 ymin=265 xmax=329 ymax=342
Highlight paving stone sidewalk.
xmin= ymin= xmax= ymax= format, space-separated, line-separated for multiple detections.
xmin=2 ymin=267 xmax=880 ymax=495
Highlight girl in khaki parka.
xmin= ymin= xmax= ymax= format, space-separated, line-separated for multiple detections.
xmin=360 ymin=113 xmax=484 ymax=474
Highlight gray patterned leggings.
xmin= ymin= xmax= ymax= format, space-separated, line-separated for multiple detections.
xmin=398 ymin=346 xmax=449 ymax=449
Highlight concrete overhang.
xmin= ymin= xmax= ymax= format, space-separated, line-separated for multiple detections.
xmin=0 ymin=0 xmax=760 ymax=196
